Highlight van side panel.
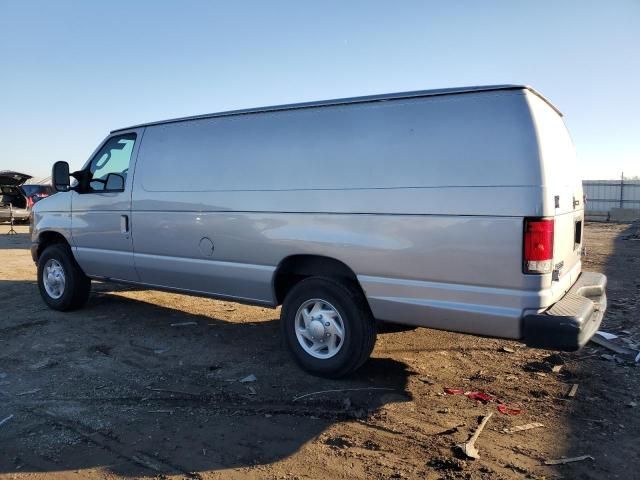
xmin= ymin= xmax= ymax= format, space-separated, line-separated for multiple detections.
xmin=130 ymin=90 xmax=548 ymax=339
xmin=136 ymin=91 xmax=541 ymax=195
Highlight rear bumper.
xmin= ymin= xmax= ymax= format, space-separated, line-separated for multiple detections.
xmin=523 ymin=271 xmax=607 ymax=351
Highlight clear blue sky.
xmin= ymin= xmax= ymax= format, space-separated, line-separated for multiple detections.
xmin=1 ymin=0 xmax=638 ymax=180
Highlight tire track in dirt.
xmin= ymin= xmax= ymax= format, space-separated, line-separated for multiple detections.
xmin=0 ymin=391 xmax=201 ymax=477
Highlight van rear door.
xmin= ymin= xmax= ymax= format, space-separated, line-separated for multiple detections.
xmin=552 ymin=187 xmax=584 ymax=284
xmin=526 ymin=92 xmax=584 ymax=289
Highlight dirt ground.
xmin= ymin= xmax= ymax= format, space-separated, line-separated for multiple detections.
xmin=0 ymin=222 xmax=639 ymax=480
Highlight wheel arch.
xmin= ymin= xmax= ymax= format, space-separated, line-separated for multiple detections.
xmin=35 ymin=230 xmax=71 ymax=263
xmin=272 ymin=254 xmax=369 ymax=307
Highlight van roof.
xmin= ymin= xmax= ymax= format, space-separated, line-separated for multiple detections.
xmin=111 ymin=84 xmax=560 ymax=133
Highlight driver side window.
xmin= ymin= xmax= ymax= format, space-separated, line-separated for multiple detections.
xmin=89 ymin=133 xmax=137 ymax=191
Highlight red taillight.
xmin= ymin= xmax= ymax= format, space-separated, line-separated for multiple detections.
xmin=26 ymin=196 xmax=34 ymax=209
xmin=523 ymin=218 xmax=554 ymax=274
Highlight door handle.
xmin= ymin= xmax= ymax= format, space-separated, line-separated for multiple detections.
xmin=120 ymin=215 xmax=129 ymax=234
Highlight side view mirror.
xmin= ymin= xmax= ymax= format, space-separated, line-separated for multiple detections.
xmin=52 ymin=161 xmax=71 ymax=192
xmin=104 ymin=173 xmax=125 ymax=192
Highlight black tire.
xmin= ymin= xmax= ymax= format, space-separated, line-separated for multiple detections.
xmin=281 ymin=277 xmax=376 ymax=378
xmin=37 ymin=243 xmax=91 ymax=311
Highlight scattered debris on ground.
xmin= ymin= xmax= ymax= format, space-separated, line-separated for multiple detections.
xmin=591 ymin=331 xmax=639 ymax=360
xmin=503 ymin=422 xmax=544 ymax=434
xmin=292 ymin=386 xmax=395 ymax=402
xmin=443 ymin=387 xmax=526 ymax=415
xmin=239 ymin=374 xmax=257 ymax=383
xmin=456 ymin=412 xmax=493 ymax=460
xmin=544 ymin=455 xmax=595 ymax=465
xmin=170 ymin=321 xmax=198 ymax=327
xmin=0 ymin=415 xmax=13 ymax=428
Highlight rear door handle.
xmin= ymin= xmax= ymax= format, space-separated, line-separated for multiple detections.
xmin=120 ymin=215 xmax=129 ymax=234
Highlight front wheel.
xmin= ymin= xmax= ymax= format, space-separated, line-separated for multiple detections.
xmin=281 ymin=277 xmax=376 ymax=378
xmin=37 ymin=243 xmax=91 ymax=311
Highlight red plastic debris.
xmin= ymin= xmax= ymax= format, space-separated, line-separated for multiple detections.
xmin=442 ymin=387 xmax=525 ymax=414
xmin=496 ymin=403 xmax=526 ymax=415
xmin=443 ymin=387 xmax=466 ymax=395
xmin=466 ymin=391 xmax=495 ymax=403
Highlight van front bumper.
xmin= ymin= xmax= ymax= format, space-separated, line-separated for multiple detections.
xmin=523 ymin=271 xmax=607 ymax=351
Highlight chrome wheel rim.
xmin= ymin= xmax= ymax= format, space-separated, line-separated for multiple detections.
xmin=43 ymin=259 xmax=66 ymax=299
xmin=295 ymin=299 xmax=345 ymax=359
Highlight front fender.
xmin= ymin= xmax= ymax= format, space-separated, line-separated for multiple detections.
xmin=31 ymin=192 xmax=73 ymax=262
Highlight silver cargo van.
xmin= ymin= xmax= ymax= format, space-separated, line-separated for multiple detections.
xmin=32 ymin=85 xmax=607 ymax=377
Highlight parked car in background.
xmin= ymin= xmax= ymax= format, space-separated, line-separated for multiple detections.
xmin=0 ymin=171 xmax=33 ymax=223
xmin=32 ymin=85 xmax=607 ymax=377
xmin=21 ymin=183 xmax=55 ymax=206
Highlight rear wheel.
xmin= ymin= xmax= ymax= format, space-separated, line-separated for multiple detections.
xmin=281 ymin=277 xmax=376 ymax=378
xmin=37 ymin=244 xmax=91 ymax=311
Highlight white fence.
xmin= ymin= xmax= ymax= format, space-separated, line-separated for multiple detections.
xmin=583 ymin=180 xmax=640 ymax=220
